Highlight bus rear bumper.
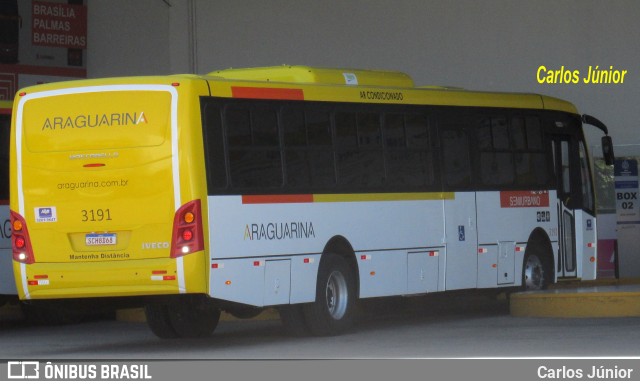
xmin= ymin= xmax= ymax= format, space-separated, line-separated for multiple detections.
xmin=13 ymin=257 xmax=198 ymax=300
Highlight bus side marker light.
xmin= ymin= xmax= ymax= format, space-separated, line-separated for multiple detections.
xmin=28 ymin=279 xmax=49 ymax=286
xmin=492 ymin=264 xmax=497 ymax=269
xmin=478 ymin=248 xmax=488 ymax=254
xmin=590 ymin=257 xmax=596 ymax=263
xmin=151 ymin=275 xmax=176 ymax=281
xmin=152 ymin=270 xmax=167 ymax=275
xmin=253 ymin=261 xmax=262 ymax=267
xmin=212 ymin=263 xmax=225 ymax=269
xmin=303 ymin=258 xmax=315 ymax=264
xmin=516 ymin=246 xmax=525 ymax=252
xmin=428 ymin=251 xmax=438 ymax=257
xmin=360 ymin=255 xmax=371 ymax=261
xmin=587 ymin=243 xmax=595 ymax=248
xmin=225 ymin=281 xmax=232 ymax=285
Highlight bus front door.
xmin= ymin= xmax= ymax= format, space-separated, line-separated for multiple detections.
xmin=551 ymin=134 xmax=581 ymax=279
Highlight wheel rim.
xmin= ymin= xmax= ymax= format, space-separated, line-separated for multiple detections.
xmin=325 ymin=270 xmax=349 ymax=320
xmin=524 ymin=254 xmax=545 ymax=290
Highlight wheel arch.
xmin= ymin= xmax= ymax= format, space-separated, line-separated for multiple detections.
xmin=524 ymin=227 xmax=556 ymax=285
xmin=320 ymin=235 xmax=360 ymax=299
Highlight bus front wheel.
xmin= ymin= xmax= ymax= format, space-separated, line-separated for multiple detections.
xmin=303 ymin=254 xmax=357 ymax=336
xmin=522 ymin=244 xmax=550 ymax=290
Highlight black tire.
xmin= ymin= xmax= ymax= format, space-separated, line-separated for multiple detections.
xmin=166 ymin=295 xmax=221 ymax=338
xmin=279 ymin=304 xmax=311 ymax=337
xmin=522 ymin=243 xmax=551 ymax=291
xmin=303 ymin=254 xmax=357 ymax=336
xmin=145 ymin=304 xmax=179 ymax=339
xmin=225 ymin=306 xmax=263 ymax=320
xmin=21 ymin=302 xmax=83 ymax=326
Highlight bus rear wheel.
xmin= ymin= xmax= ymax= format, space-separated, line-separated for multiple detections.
xmin=145 ymin=295 xmax=220 ymax=339
xmin=145 ymin=303 xmax=178 ymax=339
xmin=303 ymin=254 xmax=357 ymax=336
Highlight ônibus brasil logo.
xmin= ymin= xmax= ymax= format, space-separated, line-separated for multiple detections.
xmin=41 ymin=112 xmax=148 ymax=131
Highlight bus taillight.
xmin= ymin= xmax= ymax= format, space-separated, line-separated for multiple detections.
xmin=170 ymin=199 xmax=204 ymax=258
xmin=11 ymin=210 xmax=35 ymax=264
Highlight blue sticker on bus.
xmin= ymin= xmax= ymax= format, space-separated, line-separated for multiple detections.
xmin=34 ymin=206 xmax=57 ymax=223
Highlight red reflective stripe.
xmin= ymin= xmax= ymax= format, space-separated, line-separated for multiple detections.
xmin=242 ymin=194 xmax=313 ymax=204
xmin=231 ymin=86 xmax=304 ymax=100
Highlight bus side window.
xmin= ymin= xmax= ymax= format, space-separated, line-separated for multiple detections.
xmin=201 ymin=103 xmax=227 ymax=190
xmin=282 ymin=107 xmax=335 ymax=190
xmin=477 ymin=116 xmax=515 ymax=187
xmin=355 ymin=112 xmax=384 ymax=188
xmin=512 ymin=116 xmax=549 ymax=187
xmin=335 ymin=111 xmax=384 ymax=189
xmin=383 ymin=113 xmax=435 ymax=188
xmin=439 ymin=117 xmax=472 ymax=190
xmin=226 ymin=104 xmax=283 ymax=189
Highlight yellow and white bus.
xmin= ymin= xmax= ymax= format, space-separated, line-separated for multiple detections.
xmin=9 ymin=66 xmax=614 ymax=338
xmin=1 ymin=100 xmax=17 ymax=304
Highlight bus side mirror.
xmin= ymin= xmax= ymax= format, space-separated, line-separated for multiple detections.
xmin=601 ymin=135 xmax=615 ymax=166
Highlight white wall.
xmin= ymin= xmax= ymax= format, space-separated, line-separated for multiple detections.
xmin=87 ymin=0 xmax=171 ymax=77
xmin=87 ymin=0 xmax=640 ymax=149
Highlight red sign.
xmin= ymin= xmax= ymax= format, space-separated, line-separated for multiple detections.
xmin=500 ymin=191 xmax=550 ymax=208
xmin=31 ymin=1 xmax=87 ymax=49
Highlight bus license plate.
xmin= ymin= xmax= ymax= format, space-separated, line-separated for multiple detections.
xmin=85 ymin=233 xmax=117 ymax=246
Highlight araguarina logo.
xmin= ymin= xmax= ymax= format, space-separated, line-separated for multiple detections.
xmin=41 ymin=112 xmax=147 ymax=130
